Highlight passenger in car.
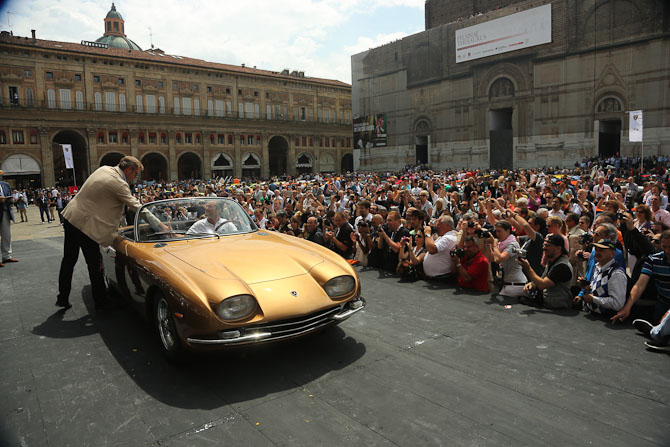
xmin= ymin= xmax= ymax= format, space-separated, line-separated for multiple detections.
xmin=186 ymin=200 xmax=237 ymax=235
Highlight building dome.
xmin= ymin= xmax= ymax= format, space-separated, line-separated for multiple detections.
xmin=95 ymin=35 xmax=142 ymax=51
xmin=105 ymin=3 xmax=123 ymax=20
xmin=96 ymin=3 xmax=142 ymax=51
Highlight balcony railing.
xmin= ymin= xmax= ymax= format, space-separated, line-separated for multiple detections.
xmin=0 ymin=100 xmax=352 ymax=125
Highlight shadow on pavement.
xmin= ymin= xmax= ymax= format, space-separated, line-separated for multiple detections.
xmin=32 ymin=286 xmax=367 ymax=411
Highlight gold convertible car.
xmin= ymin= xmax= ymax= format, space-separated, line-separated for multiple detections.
xmin=101 ymin=197 xmax=365 ymax=359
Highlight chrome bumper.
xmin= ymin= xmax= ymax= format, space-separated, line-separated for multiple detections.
xmin=187 ymin=297 xmax=366 ymax=346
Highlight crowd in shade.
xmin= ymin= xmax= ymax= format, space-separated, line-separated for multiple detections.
xmin=11 ymin=154 xmax=670 ymax=352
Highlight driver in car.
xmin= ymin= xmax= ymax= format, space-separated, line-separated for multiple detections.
xmin=187 ymin=201 xmax=237 ymax=235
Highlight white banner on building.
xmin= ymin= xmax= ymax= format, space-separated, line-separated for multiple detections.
xmin=62 ymin=144 xmax=74 ymax=169
xmin=455 ymin=4 xmax=552 ymax=63
xmin=629 ymin=110 xmax=643 ymax=142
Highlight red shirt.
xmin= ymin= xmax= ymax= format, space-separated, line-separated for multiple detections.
xmin=457 ymin=251 xmax=490 ymax=292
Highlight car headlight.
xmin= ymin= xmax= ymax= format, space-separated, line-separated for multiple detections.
xmin=324 ymin=275 xmax=355 ymax=298
xmin=215 ymin=295 xmax=257 ymax=320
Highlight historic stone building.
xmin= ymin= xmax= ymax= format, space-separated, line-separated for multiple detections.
xmin=0 ymin=4 xmax=353 ymax=188
xmin=352 ymin=0 xmax=670 ymax=170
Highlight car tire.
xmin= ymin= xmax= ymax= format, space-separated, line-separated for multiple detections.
xmin=154 ymin=294 xmax=185 ymax=361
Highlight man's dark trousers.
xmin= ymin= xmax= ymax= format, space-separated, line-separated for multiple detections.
xmin=57 ymin=219 xmax=106 ymax=306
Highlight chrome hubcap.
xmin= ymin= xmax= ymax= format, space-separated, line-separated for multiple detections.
xmin=157 ymin=298 xmax=175 ymax=350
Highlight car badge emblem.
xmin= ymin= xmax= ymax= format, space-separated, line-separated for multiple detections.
xmin=291 ymin=290 xmax=298 ymax=297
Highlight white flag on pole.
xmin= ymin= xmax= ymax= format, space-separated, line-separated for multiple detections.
xmin=62 ymin=144 xmax=74 ymax=169
xmin=629 ymin=110 xmax=643 ymax=142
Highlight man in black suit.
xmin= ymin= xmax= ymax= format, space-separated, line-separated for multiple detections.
xmin=324 ymin=211 xmax=354 ymax=259
xmin=35 ymin=191 xmax=51 ymax=223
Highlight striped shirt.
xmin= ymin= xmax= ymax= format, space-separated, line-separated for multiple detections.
xmin=641 ymin=252 xmax=670 ymax=305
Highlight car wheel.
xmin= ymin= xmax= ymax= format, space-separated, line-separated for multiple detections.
xmin=154 ymin=294 xmax=185 ymax=361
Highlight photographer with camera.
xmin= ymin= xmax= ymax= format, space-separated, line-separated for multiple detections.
xmin=422 ymin=215 xmax=458 ymax=280
xmin=508 ymin=213 xmax=546 ymax=277
xmin=518 ymin=234 xmax=574 ymax=309
xmin=574 ymin=221 xmax=626 ymax=303
xmin=397 ymin=231 xmax=427 ymax=281
xmin=378 ymin=210 xmax=411 ymax=272
xmin=482 ymin=220 xmax=527 ymax=297
xmin=452 ymin=236 xmax=490 ymax=292
xmin=573 ymin=239 xmax=627 ymax=316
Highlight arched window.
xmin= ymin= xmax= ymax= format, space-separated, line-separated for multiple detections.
xmin=173 ymin=97 xmax=180 ymax=115
xmin=215 ymin=100 xmax=224 ymax=117
xmin=47 ymin=89 xmax=56 ymax=108
xmin=94 ymin=92 xmax=102 ymax=111
xmin=207 ymin=100 xmax=214 ymax=116
xmin=75 ymin=91 xmax=84 ymax=110
xmin=158 ymin=96 xmax=165 ymax=114
xmin=193 ymin=98 xmax=200 ymax=116
xmin=136 ymin=95 xmax=143 ymax=113
xmin=119 ymin=93 xmax=126 ymax=112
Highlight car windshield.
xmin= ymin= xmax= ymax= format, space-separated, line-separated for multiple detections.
xmin=134 ymin=197 xmax=257 ymax=242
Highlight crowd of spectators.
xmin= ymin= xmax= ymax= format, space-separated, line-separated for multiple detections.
xmin=11 ymin=154 xmax=670 ymax=352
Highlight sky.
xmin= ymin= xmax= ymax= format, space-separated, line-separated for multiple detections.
xmin=0 ymin=0 xmax=425 ymax=84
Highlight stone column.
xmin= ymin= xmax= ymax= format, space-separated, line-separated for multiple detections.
xmin=336 ymin=144 xmax=342 ymax=174
xmin=86 ymin=128 xmax=98 ymax=176
xmin=287 ymin=134 xmax=296 ymax=177
xmin=261 ymin=134 xmax=269 ymax=178
xmin=202 ymin=130 xmax=211 ymax=180
xmin=233 ymin=132 xmax=242 ymax=178
xmin=313 ymin=143 xmax=321 ymax=173
xmin=129 ymin=129 xmax=139 ymax=159
xmin=167 ymin=130 xmax=177 ymax=181
xmin=39 ymin=127 xmax=55 ymax=187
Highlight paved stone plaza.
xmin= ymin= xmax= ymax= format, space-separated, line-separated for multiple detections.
xmin=1 ymin=207 xmax=669 ymax=446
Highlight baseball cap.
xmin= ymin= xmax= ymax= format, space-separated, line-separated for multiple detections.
xmin=592 ymin=238 xmax=616 ymax=250
xmin=546 ymin=234 xmax=568 ymax=254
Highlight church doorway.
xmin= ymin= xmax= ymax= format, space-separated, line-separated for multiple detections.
xmin=489 ymin=108 xmax=513 ymax=170
xmin=598 ymin=120 xmax=621 ymax=158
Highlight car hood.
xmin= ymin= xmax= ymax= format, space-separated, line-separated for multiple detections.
xmin=163 ymin=231 xmax=325 ymax=284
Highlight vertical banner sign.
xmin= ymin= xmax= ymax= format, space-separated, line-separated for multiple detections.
xmin=629 ymin=110 xmax=643 ymax=142
xmin=353 ymin=114 xmax=387 ymax=149
xmin=62 ymin=144 xmax=75 ymax=169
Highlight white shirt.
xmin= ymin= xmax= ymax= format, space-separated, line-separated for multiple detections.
xmin=549 ymin=209 xmax=566 ymax=220
xmin=187 ymin=217 xmax=237 ymax=235
xmin=423 ymin=230 xmax=458 ymax=278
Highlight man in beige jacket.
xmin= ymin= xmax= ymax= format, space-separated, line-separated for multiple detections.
xmin=56 ymin=156 xmax=143 ymax=311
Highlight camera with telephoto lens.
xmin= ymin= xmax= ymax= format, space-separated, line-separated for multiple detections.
xmin=579 ymin=233 xmax=593 ymax=246
xmin=475 ymin=229 xmax=491 ymax=239
xmin=467 ymin=221 xmax=475 ymax=228
xmin=616 ymin=211 xmax=626 ymax=221
xmin=516 ymin=248 xmax=527 ymax=259
xmin=577 ymin=278 xmax=591 ymax=288
xmin=450 ymin=248 xmax=465 ymax=258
